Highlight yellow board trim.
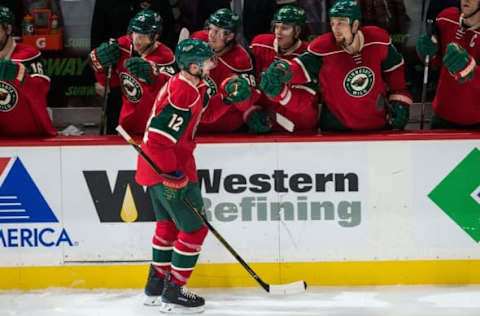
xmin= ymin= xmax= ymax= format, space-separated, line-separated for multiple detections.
xmin=2 ymin=260 xmax=480 ymax=290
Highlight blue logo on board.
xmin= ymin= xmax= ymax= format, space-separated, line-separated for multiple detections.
xmin=0 ymin=157 xmax=73 ymax=248
xmin=0 ymin=157 xmax=57 ymax=223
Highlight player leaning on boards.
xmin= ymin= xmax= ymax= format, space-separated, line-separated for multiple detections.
xmin=250 ymin=5 xmax=319 ymax=133
xmin=0 ymin=6 xmax=56 ymax=137
xmin=260 ymin=0 xmax=412 ymax=132
xmin=417 ymin=0 xmax=480 ymax=129
xmin=89 ymin=9 xmax=176 ymax=135
xmin=191 ymin=8 xmax=261 ymax=133
xmin=136 ymin=38 xmax=236 ymax=314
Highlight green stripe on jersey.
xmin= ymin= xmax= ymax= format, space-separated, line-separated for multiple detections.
xmin=381 ymin=44 xmax=403 ymax=72
xmin=150 ymin=104 xmax=191 ymax=142
xmin=295 ymin=52 xmax=323 ymax=82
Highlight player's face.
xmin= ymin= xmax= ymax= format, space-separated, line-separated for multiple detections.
xmin=190 ymin=58 xmax=216 ymax=78
xmin=461 ymin=0 xmax=480 ymax=16
xmin=131 ymin=32 xmax=153 ymax=54
xmin=274 ymin=23 xmax=296 ymax=50
xmin=330 ymin=17 xmax=353 ymax=46
xmin=207 ymin=24 xmax=232 ymax=52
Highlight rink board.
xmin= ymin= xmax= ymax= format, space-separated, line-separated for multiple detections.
xmin=0 ymin=133 xmax=479 ymax=289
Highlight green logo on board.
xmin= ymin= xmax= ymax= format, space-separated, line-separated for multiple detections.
xmin=429 ymin=148 xmax=480 ymax=242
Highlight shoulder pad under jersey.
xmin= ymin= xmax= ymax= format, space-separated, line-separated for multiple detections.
xmin=191 ymin=30 xmax=209 ymax=42
xmin=10 ymin=43 xmax=40 ymax=63
xmin=307 ymin=33 xmax=342 ymax=56
xmin=437 ymin=7 xmax=460 ymax=24
xmin=217 ymin=44 xmax=253 ymax=72
xmin=168 ymin=74 xmax=200 ymax=109
xmin=250 ymin=34 xmax=275 ymax=50
xmin=148 ymin=42 xmax=175 ymax=66
xmin=360 ymin=26 xmax=390 ymax=45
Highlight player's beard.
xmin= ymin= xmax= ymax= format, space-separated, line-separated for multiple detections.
xmin=336 ymin=33 xmax=355 ymax=49
xmin=335 ymin=36 xmax=347 ymax=47
xmin=189 ymin=66 xmax=207 ymax=80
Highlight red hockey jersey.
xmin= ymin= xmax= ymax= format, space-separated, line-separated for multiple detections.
xmin=94 ymin=35 xmax=176 ymax=134
xmin=191 ymin=30 xmax=260 ymax=133
xmin=0 ymin=42 xmax=56 ymax=137
xmin=431 ymin=7 xmax=480 ymax=125
xmin=135 ymin=73 xmax=228 ymax=186
xmin=250 ymin=34 xmax=318 ymax=131
xmin=291 ymin=26 xmax=412 ymax=130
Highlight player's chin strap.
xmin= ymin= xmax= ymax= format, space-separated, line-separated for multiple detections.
xmin=140 ymin=34 xmax=156 ymax=55
xmin=343 ymin=30 xmax=357 ymax=49
xmin=343 ymin=18 xmax=361 ymax=49
xmin=342 ymin=32 xmax=359 ymax=55
xmin=278 ymin=38 xmax=301 ymax=56
xmin=463 ymin=5 xmax=480 ymax=19
xmin=213 ymin=38 xmax=235 ymax=57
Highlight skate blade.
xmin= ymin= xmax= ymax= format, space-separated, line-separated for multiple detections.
xmin=144 ymin=295 xmax=163 ymax=306
xmin=159 ymin=302 xmax=205 ymax=314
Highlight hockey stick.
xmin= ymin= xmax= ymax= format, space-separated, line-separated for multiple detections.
xmin=99 ymin=38 xmax=116 ymax=135
xmin=271 ymin=58 xmax=296 ymax=132
xmin=267 ymin=110 xmax=295 ymax=132
xmin=178 ymin=27 xmax=190 ymax=44
xmin=274 ymin=111 xmax=295 ymax=132
xmin=116 ymin=125 xmax=307 ymax=295
xmin=420 ymin=19 xmax=433 ymax=130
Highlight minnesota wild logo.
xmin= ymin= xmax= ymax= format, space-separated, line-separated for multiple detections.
xmin=120 ymin=72 xmax=143 ymax=103
xmin=343 ymin=66 xmax=375 ymax=97
xmin=0 ymin=81 xmax=18 ymax=112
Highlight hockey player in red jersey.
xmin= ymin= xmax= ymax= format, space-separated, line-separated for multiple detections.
xmin=260 ymin=0 xmax=412 ymax=132
xmin=0 ymin=7 xmax=56 ymax=137
xmin=136 ymin=38 xmax=234 ymax=313
xmin=250 ymin=5 xmax=319 ymax=132
xmin=417 ymin=0 xmax=480 ymax=129
xmin=191 ymin=8 xmax=261 ymax=133
xmin=90 ymin=9 xmax=176 ymax=135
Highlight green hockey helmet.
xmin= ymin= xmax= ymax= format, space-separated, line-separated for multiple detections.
xmin=0 ymin=7 xmax=14 ymax=27
xmin=273 ymin=5 xmax=307 ymax=26
xmin=207 ymin=8 xmax=241 ymax=32
xmin=328 ymin=0 xmax=362 ymax=26
xmin=128 ymin=9 xmax=162 ymax=35
xmin=175 ymin=38 xmax=213 ymax=70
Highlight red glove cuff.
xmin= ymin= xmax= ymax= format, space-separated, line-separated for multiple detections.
xmin=13 ymin=63 xmax=27 ymax=86
xmin=270 ymin=84 xmax=291 ymax=105
xmin=160 ymin=172 xmax=189 ymax=190
xmin=242 ymin=105 xmax=262 ymax=123
xmin=453 ymin=56 xmax=476 ymax=80
xmin=89 ymin=49 xmax=105 ymax=72
xmin=389 ymin=91 xmax=413 ymax=107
